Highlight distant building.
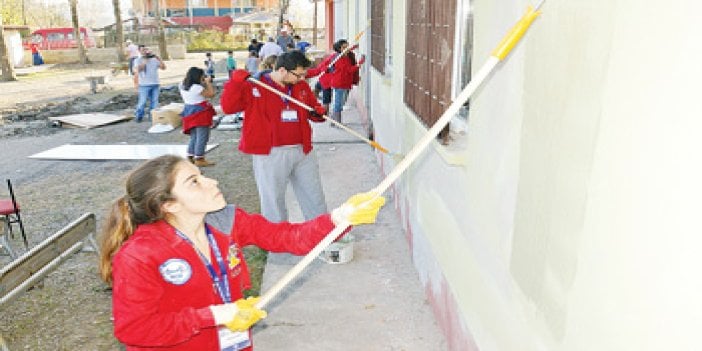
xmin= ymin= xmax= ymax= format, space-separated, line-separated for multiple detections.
xmin=129 ymin=0 xmax=280 ymax=33
xmin=131 ymin=0 xmax=278 ymax=18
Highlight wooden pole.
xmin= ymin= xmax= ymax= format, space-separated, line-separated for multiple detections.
xmin=69 ymin=0 xmax=88 ymax=64
xmin=0 ymin=15 xmax=17 ymax=81
xmin=113 ymin=0 xmax=126 ymax=62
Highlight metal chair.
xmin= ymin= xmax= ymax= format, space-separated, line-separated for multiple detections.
xmin=0 ymin=218 xmax=17 ymax=259
xmin=0 ymin=179 xmax=28 ymax=250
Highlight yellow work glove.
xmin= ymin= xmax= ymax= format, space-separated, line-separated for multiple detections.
xmin=224 ymin=296 xmax=267 ymax=332
xmin=332 ymin=191 xmax=386 ymax=226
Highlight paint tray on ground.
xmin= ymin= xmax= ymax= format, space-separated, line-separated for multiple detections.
xmin=28 ymin=144 xmax=219 ymax=160
xmin=49 ymin=113 xmax=132 ymax=129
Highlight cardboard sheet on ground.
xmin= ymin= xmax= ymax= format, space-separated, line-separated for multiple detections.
xmin=28 ymin=144 xmax=219 ymax=160
xmin=49 ymin=113 xmax=132 ymax=129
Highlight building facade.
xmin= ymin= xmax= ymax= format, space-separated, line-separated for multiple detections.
xmin=131 ymin=0 xmax=278 ymax=18
xmin=331 ymin=0 xmax=702 ymax=350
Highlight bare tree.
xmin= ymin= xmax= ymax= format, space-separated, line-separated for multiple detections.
xmin=69 ymin=0 xmax=88 ymax=64
xmin=0 ymin=15 xmax=17 ymax=81
xmin=113 ymin=0 xmax=125 ymax=62
xmin=278 ymin=0 xmax=290 ymax=31
xmin=26 ymin=2 xmax=71 ymax=28
xmin=153 ymin=0 xmax=169 ymax=60
xmin=311 ymin=0 xmax=319 ymax=45
xmin=0 ymin=0 xmax=24 ymax=25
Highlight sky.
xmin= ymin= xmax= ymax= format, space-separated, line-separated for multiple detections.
xmin=44 ymin=0 xmax=322 ymax=29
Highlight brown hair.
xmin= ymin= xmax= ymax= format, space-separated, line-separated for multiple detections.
xmin=260 ymin=55 xmax=277 ymax=71
xmin=98 ymin=155 xmax=183 ymax=284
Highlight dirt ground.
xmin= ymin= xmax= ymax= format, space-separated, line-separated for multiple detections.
xmin=0 ymin=54 xmax=261 ymax=350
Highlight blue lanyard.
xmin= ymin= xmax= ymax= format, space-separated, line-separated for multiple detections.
xmin=174 ymin=225 xmax=231 ymax=303
xmin=263 ymin=74 xmax=293 ymax=107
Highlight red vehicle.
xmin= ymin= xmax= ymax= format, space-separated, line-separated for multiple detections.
xmin=24 ymin=27 xmax=96 ymax=50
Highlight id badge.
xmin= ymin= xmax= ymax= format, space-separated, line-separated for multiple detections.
xmin=281 ymin=109 xmax=298 ymax=122
xmin=218 ymin=327 xmax=251 ymax=351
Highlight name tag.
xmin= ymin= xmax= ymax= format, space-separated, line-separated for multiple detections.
xmin=218 ymin=327 xmax=251 ymax=351
xmin=281 ymin=109 xmax=298 ymax=122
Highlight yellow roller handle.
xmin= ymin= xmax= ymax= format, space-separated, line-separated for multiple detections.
xmin=370 ymin=141 xmax=389 ymax=154
xmin=353 ymin=27 xmax=367 ymax=43
xmin=491 ymin=5 xmax=542 ymax=60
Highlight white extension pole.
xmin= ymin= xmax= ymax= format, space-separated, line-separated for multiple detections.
xmin=327 ymin=23 xmax=370 ymax=68
xmin=257 ymin=3 xmax=543 ymax=310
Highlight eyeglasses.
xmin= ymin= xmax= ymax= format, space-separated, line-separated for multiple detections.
xmin=288 ymin=70 xmax=305 ymax=79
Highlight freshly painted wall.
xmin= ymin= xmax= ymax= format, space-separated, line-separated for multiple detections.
xmin=343 ymin=0 xmax=702 ymax=350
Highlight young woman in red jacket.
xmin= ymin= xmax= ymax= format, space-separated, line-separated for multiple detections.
xmin=98 ymin=155 xmax=385 ymax=351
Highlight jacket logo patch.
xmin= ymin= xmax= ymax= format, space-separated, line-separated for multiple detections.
xmin=159 ymin=258 xmax=192 ymax=285
xmin=252 ymin=87 xmax=261 ymax=97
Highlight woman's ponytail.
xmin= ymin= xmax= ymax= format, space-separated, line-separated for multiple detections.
xmin=98 ymin=196 xmax=135 ymax=285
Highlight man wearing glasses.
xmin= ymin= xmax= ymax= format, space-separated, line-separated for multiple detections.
xmin=220 ymin=51 xmax=329 ymax=223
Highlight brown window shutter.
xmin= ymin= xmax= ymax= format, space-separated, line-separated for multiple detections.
xmin=404 ymin=0 xmax=456 ymax=137
xmin=370 ymin=0 xmax=386 ymax=74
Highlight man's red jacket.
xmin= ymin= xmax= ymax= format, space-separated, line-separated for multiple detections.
xmin=220 ymin=70 xmax=325 ymax=155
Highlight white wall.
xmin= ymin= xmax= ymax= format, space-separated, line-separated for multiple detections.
xmin=333 ymin=0 xmax=348 ymax=42
xmin=5 ymin=31 xmax=26 ymax=67
xmin=360 ymin=0 xmax=702 ymax=350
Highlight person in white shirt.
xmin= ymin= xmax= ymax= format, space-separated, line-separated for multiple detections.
xmin=134 ymin=47 xmax=166 ymax=122
xmin=179 ymin=67 xmax=217 ymax=167
xmin=245 ymin=50 xmax=259 ymax=75
xmin=258 ymin=37 xmax=283 ymax=60
xmin=124 ymin=40 xmax=140 ymax=76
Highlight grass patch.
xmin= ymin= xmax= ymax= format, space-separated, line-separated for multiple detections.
xmin=186 ymin=30 xmax=248 ymax=52
xmin=243 ymin=246 xmax=268 ymax=297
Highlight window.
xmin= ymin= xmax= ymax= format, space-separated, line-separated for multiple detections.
xmin=370 ymin=0 xmax=385 ymax=74
xmin=404 ymin=0 xmax=457 ymax=141
xmin=170 ymin=9 xmax=186 ymax=17
xmin=385 ymin=0 xmax=393 ymax=68
xmin=454 ymin=0 xmax=474 ymax=124
xmin=47 ymin=33 xmax=65 ymax=41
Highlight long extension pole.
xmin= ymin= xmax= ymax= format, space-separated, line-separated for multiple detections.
xmin=247 ymin=77 xmax=391 ymax=154
xmin=257 ymin=2 xmax=544 ymax=309
xmin=328 ymin=23 xmax=370 ymax=68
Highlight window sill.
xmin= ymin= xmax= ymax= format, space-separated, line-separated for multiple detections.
xmin=432 ymin=127 xmax=468 ymax=166
xmin=404 ymin=108 xmax=469 ymax=166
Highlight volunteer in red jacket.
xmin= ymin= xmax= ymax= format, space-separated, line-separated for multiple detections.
xmin=220 ymin=51 xmax=328 ymax=223
xmin=305 ymin=40 xmax=357 ymax=116
xmin=328 ymin=39 xmax=365 ymax=124
xmin=99 ymin=155 xmax=385 ymax=351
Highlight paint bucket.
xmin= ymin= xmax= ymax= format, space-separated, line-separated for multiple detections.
xmin=321 ymin=234 xmax=354 ymax=264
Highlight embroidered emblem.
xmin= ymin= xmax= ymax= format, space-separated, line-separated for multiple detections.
xmin=159 ymin=258 xmax=192 ymax=285
xmin=252 ymin=87 xmax=261 ymax=97
xmin=228 ymin=244 xmax=241 ymax=269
